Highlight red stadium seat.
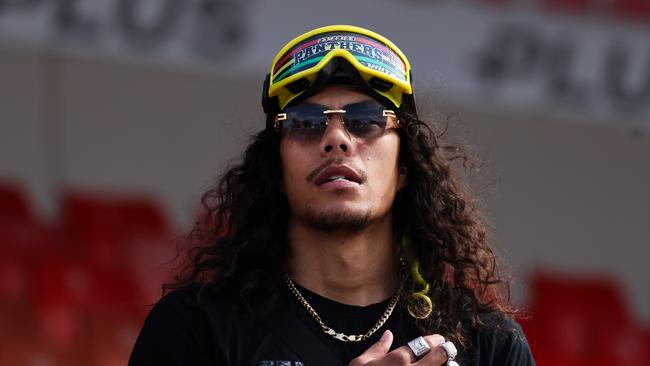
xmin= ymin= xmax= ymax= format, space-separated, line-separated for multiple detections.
xmin=0 ymin=181 xmax=33 ymax=225
xmin=1 ymin=183 xmax=60 ymax=306
xmin=116 ymin=197 xmax=171 ymax=238
xmin=60 ymin=190 xmax=174 ymax=271
xmin=525 ymin=271 xmax=646 ymax=365
xmin=30 ymin=254 xmax=88 ymax=349
xmin=85 ymin=312 xmax=140 ymax=366
xmin=59 ymin=190 xmax=176 ymax=318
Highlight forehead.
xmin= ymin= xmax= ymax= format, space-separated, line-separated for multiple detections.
xmin=304 ymin=85 xmax=374 ymax=108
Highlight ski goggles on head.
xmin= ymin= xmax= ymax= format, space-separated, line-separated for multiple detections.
xmin=274 ymin=99 xmax=399 ymax=141
xmin=262 ymin=25 xmax=416 ymax=117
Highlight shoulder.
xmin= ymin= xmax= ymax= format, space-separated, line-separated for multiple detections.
xmin=154 ymin=283 xmax=239 ymax=317
xmin=142 ymin=283 xmax=236 ymax=330
xmin=128 ymin=283 xmax=243 ymax=366
xmin=467 ymin=312 xmax=536 ymax=366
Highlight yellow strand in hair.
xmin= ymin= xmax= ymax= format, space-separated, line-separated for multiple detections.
xmin=402 ymin=236 xmax=433 ymax=319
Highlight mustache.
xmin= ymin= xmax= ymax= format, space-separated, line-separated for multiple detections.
xmin=305 ymin=157 xmax=367 ymax=183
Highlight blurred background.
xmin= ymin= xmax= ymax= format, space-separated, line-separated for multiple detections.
xmin=0 ymin=0 xmax=648 ymax=365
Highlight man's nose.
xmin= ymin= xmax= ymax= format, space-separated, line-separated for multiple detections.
xmin=319 ymin=115 xmax=353 ymax=155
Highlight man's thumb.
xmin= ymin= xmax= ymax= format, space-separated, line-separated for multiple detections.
xmin=375 ymin=330 xmax=393 ymax=352
xmin=350 ymin=330 xmax=393 ymax=365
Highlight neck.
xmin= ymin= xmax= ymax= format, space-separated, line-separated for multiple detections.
xmin=287 ymin=215 xmax=399 ymax=306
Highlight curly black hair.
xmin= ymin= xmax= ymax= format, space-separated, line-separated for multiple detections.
xmin=163 ymin=109 xmax=514 ymax=347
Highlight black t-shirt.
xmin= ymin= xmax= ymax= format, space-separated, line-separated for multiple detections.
xmin=129 ymin=284 xmax=535 ymax=365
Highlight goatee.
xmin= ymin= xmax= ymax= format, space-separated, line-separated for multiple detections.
xmin=303 ymin=208 xmax=372 ymax=233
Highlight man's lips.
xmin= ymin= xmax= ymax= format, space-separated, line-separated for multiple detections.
xmin=313 ymin=165 xmax=364 ymax=186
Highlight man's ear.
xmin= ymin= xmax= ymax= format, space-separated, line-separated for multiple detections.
xmin=397 ymin=165 xmax=408 ymax=191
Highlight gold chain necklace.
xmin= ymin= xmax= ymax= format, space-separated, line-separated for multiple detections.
xmin=285 ymin=276 xmax=400 ymax=342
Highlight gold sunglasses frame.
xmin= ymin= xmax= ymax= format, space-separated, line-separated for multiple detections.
xmin=274 ymin=109 xmax=399 ymax=130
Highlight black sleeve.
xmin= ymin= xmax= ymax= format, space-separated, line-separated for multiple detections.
xmin=128 ymin=289 xmax=219 ymax=366
xmin=473 ymin=315 xmax=536 ymax=366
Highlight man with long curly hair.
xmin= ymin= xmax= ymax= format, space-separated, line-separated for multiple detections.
xmin=129 ymin=25 xmax=535 ymax=366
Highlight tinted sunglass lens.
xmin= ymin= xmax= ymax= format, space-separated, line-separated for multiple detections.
xmin=343 ymin=102 xmax=387 ymax=137
xmin=282 ymin=104 xmax=327 ymax=140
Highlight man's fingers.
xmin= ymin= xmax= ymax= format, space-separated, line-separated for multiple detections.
xmin=366 ymin=330 xmax=394 ymax=356
xmin=372 ymin=334 xmax=446 ymax=365
xmin=413 ymin=335 xmax=450 ymax=365
xmin=348 ymin=330 xmax=394 ymax=366
xmin=350 ymin=333 xmax=451 ymax=366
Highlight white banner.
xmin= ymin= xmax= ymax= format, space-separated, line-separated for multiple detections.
xmin=1 ymin=0 xmax=648 ymax=131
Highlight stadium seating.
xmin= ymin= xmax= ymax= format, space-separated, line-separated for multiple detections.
xmin=1 ymin=181 xmax=648 ymax=365
xmin=522 ymin=271 xmax=648 ymax=365
xmin=1 ymin=183 xmax=176 ymax=365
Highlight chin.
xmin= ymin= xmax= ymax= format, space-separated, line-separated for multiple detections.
xmin=302 ymin=207 xmax=373 ymax=232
